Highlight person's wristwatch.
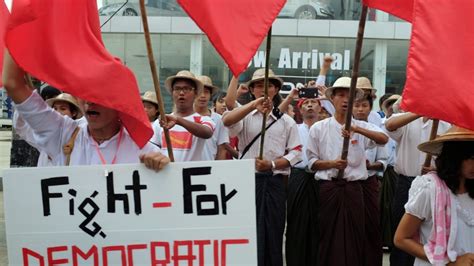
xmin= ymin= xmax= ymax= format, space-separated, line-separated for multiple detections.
xmin=271 ymin=161 xmax=276 ymax=170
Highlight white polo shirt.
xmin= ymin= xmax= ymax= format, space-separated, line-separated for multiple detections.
xmin=306 ymin=117 xmax=387 ymax=181
xmin=385 ymin=114 xmax=450 ymax=177
xmin=226 ymin=109 xmax=302 ymax=175
xmin=201 ymin=112 xmax=230 ymax=160
xmin=15 ymin=92 xmax=160 ymax=166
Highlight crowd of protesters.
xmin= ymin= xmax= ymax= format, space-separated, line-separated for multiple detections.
xmin=3 ymin=51 xmax=473 ymax=266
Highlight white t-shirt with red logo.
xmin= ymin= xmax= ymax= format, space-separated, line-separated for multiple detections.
xmin=151 ymin=113 xmax=216 ymax=162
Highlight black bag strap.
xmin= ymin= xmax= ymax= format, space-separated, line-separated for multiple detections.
xmin=239 ymin=107 xmax=284 ymax=159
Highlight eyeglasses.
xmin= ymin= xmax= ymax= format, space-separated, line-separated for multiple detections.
xmin=172 ymin=86 xmax=195 ymax=94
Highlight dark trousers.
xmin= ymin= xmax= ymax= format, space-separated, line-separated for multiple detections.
xmin=390 ymin=173 xmax=416 ymax=266
xmin=362 ymin=175 xmax=383 ymax=266
xmin=286 ymin=168 xmax=319 ymax=266
xmin=256 ymin=173 xmax=286 ymax=266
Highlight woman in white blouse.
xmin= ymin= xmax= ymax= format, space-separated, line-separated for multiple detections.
xmin=394 ymin=126 xmax=474 ymax=265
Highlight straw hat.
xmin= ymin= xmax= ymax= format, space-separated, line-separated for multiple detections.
xmin=325 ymin=77 xmax=365 ymax=99
xmin=418 ymin=126 xmax=474 ymax=155
xmin=356 ymin=77 xmax=377 ymax=92
xmin=46 ymin=93 xmax=83 ymax=118
xmin=197 ymin=75 xmax=220 ymax=96
xmin=246 ymin=68 xmax=284 ymax=89
xmin=141 ymin=91 xmax=158 ymax=106
xmin=164 ymin=70 xmax=204 ymax=95
xmin=382 ymin=94 xmax=401 ymax=113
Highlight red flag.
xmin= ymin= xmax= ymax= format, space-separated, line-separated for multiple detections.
xmin=178 ymin=0 xmax=286 ymax=76
xmin=400 ymin=0 xmax=474 ymax=130
xmin=5 ymin=0 xmax=152 ymax=147
xmin=0 ymin=1 xmax=10 ymax=87
xmin=363 ymin=0 xmax=413 ymax=22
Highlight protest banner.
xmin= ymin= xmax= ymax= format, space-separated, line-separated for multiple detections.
xmin=3 ymin=160 xmax=257 ymax=266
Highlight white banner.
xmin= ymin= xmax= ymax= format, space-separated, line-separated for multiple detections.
xmin=3 ymin=160 xmax=257 ymax=266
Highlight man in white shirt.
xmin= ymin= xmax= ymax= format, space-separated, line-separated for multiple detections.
xmin=223 ymin=69 xmax=301 ymax=266
xmin=152 ymin=70 xmax=215 ymax=162
xmin=195 ymin=75 xmax=230 ymax=160
xmin=306 ymin=77 xmax=388 ymax=266
xmin=385 ymin=111 xmax=450 ymax=266
xmin=3 ymin=50 xmax=169 ymax=170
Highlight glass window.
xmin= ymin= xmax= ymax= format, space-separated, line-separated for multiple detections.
xmin=102 ymin=33 xmax=192 ymax=112
xmin=386 ymin=40 xmax=409 ymax=94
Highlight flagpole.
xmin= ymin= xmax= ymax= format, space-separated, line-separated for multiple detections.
xmin=421 ymin=119 xmax=439 ymax=173
xmin=258 ymin=27 xmax=273 ymax=160
xmin=336 ymin=5 xmax=368 ymax=179
xmin=139 ymin=0 xmax=175 ymax=162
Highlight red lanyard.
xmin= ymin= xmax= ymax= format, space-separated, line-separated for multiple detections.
xmin=93 ymin=127 xmax=123 ymax=165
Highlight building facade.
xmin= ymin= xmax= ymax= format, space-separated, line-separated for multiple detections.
xmin=98 ymin=0 xmax=411 ymax=111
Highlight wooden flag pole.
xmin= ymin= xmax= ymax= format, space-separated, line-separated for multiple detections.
xmin=336 ymin=5 xmax=369 ymax=179
xmin=139 ymin=0 xmax=175 ymax=162
xmin=421 ymin=119 xmax=439 ymax=174
xmin=258 ymin=27 xmax=273 ymax=160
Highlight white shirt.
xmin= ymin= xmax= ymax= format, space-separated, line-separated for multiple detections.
xmin=15 ymin=93 xmax=160 ymax=166
xmin=294 ymin=122 xmax=311 ymax=169
xmin=13 ymin=102 xmax=89 ymax=167
xmin=226 ymin=109 xmax=302 ymax=175
xmin=306 ymin=117 xmax=387 ymax=181
xmin=365 ymin=144 xmax=388 ymax=177
xmin=201 ymin=112 xmax=229 ymax=160
xmin=369 ymin=111 xmax=383 ymax=128
xmin=152 ymin=113 xmax=216 ymax=162
xmin=405 ymin=175 xmax=474 ymax=266
xmin=382 ymin=117 xmax=397 ymax=166
xmin=386 ymin=114 xmax=450 ymax=177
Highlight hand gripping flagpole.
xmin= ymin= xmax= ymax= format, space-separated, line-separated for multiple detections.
xmin=336 ymin=5 xmax=369 ymax=179
xmin=421 ymin=119 xmax=439 ymax=174
xmin=139 ymin=0 xmax=175 ymax=162
xmin=258 ymin=27 xmax=273 ymax=160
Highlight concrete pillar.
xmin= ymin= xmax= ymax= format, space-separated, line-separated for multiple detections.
xmin=190 ymin=35 xmax=203 ymax=75
xmin=372 ymin=40 xmax=387 ymax=111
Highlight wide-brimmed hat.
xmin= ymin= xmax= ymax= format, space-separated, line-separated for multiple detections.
xmin=246 ymin=68 xmax=284 ymax=89
xmin=197 ymin=75 xmax=220 ymax=96
xmin=46 ymin=93 xmax=83 ymax=118
xmin=418 ymin=126 xmax=474 ymax=155
xmin=325 ymin=77 xmax=365 ymax=100
xmin=356 ymin=77 xmax=377 ymax=92
xmin=382 ymin=94 xmax=401 ymax=113
xmin=164 ymin=70 xmax=204 ymax=95
xmin=141 ymin=91 xmax=159 ymax=106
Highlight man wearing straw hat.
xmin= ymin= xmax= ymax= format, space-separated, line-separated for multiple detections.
xmin=306 ymin=76 xmax=389 ymax=266
xmin=357 ymin=77 xmax=384 ymax=128
xmin=3 ymin=51 xmax=169 ymax=170
xmin=195 ymin=75 xmax=230 ymax=160
xmin=385 ymin=108 xmax=450 ymax=265
xmin=152 ymin=70 xmax=215 ymax=162
xmin=14 ymin=93 xmax=85 ymax=167
xmin=222 ymin=68 xmax=301 ymax=266
xmin=141 ymin=91 xmax=160 ymax=122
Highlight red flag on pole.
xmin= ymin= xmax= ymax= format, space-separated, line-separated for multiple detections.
xmin=363 ymin=0 xmax=413 ymax=22
xmin=5 ymin=0 xmax=152 ymax=147
xmin=0 ymin=1 xmax=10 ymax=87
xmin=177 ymin=0 xmax=286 ymax=77
xmin=401 ymin=0 xmax=474 ymax=130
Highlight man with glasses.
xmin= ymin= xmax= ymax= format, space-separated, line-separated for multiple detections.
xmin=152 ymin=70 xmax=215 ymax=162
